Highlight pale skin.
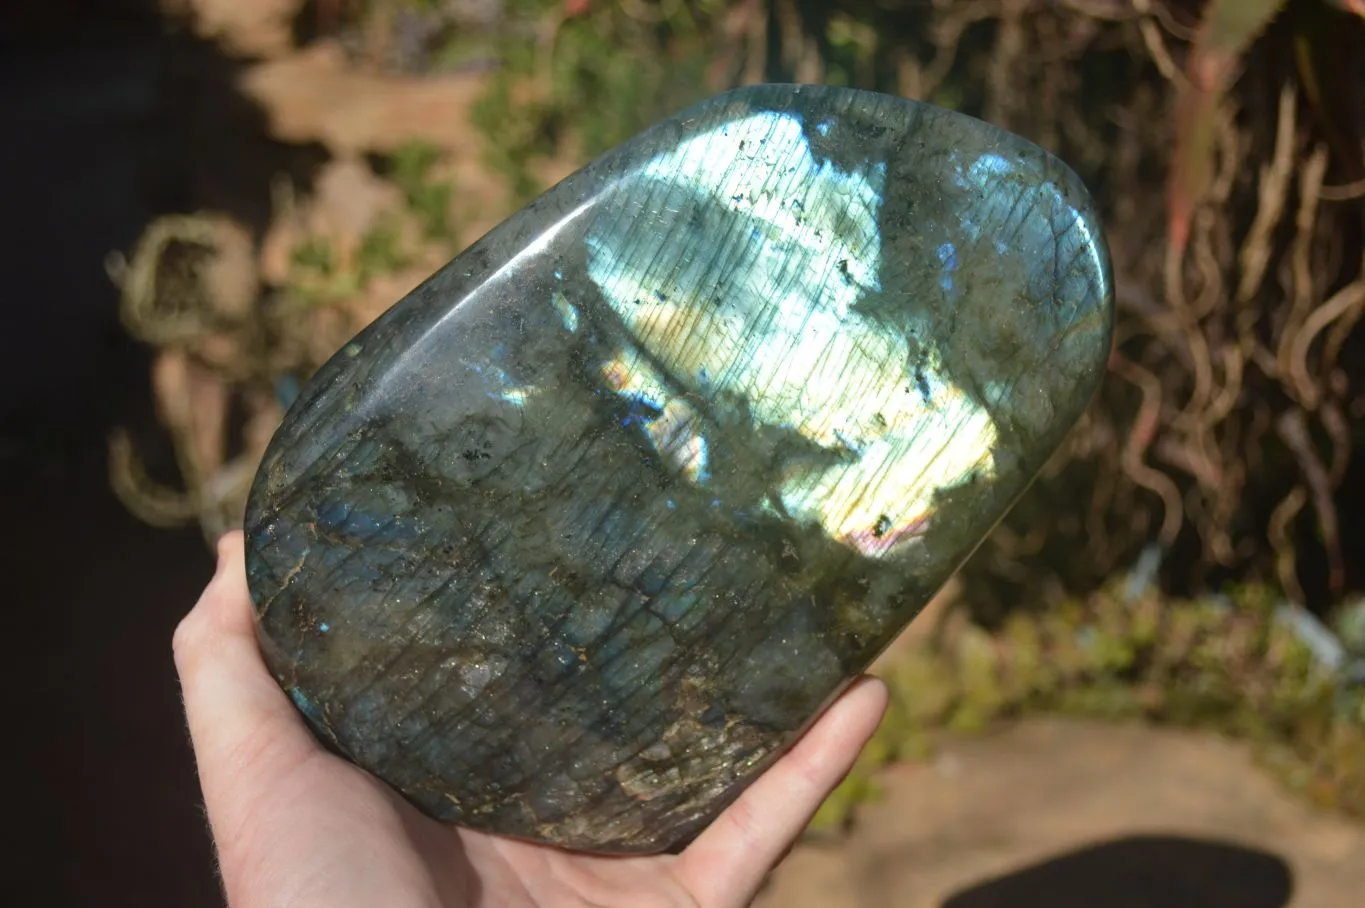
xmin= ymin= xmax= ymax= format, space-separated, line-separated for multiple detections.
xmin=175 ymin=531 xmax=889 ymax=908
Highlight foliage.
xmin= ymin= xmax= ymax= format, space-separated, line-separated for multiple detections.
xmin=387 ymin=141 xmax=455 ymax=239
xmin=1169 ymin=0 xmax=1365 ymax=257
xmin=469 ymin=0 xmax=723 ymax=200
xmin=286 ymin=217 xmax=414 ymax=305
xmin=809 ymin=580 xmax=1365 ymax=835
xmin=1167 ymin=0 xmax=1289 ymax=259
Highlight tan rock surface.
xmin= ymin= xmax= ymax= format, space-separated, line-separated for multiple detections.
xmin=760 ymin=718 xmax=1365 ymax=907
xmin=236 ymin=43 xmax=531 ymax=247
xmin=183 ymin=0 xmax=305 ymax=59
xmin=238 ymin=43 xmax=489 ymax=157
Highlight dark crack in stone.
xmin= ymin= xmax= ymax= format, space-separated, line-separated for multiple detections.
xmin=244 ymin=83 xmax=1114 ymax=853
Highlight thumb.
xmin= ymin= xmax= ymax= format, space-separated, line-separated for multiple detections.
xmin=173 ymin=531 xmax=322 ymax=858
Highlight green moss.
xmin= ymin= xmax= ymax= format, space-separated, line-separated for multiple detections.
xmin=809 ymin=582 xmax=1365 ymax=840
xmin=469 ymin=0 xmax=720 ymax=203
xmin=288 ymin=236 xmax=360 ymax=305
xmin=356 ymin=219 xmax=410 ymax=280
xmin=292 ymin=236 xmax=334 ymax=274
xmin=389 ymin=141 xmax=455 ymax=240
xmin=946 ymin=626 xmax=1005 ymax=733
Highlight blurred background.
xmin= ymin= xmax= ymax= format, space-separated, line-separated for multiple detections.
xmin=7 ymin=0 xmax=1365 ymax=904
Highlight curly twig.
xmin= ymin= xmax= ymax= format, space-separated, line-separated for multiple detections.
xmin=119 ymin=215 xmax=226 ymax=345
xmin=1277 ymin=145 xmax=1330 ymax=405
xmin=1236 ymin=86 xmax=1297 ymax=304
xmin=1276 ymin=411 xmax=1344 ymax=595
xmin=1109 ymin=351 xmax=1184 ymax=546
xmin=108 ymin=429 xmax=199 ymax=528
xmin=1268 ymin=485 xmax=1308 ymax=605
xmin=1287 ymin=278 xmax=1365 ymax=410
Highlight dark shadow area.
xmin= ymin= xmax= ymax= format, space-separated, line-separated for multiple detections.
xmin=942 ymin=835 xmax=1294 ymax=908
xmin=1 ymin=3 xmax=325 ymax=904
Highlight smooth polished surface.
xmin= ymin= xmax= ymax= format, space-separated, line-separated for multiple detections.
xmin=244 ymin=83 xmax=1114 ymax=852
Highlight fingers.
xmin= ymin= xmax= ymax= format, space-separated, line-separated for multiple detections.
xmin=173 ymin=531 xmax=321 ymax=854
xmin=676 ymin=676 xmax=888 ymax=908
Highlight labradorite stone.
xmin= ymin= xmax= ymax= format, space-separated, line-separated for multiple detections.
xmin=244 ymin=83 xmax=1113 ymax=853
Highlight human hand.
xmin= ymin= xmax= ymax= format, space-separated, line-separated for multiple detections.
xmin=174 ymin=531 xmax=888 ymax=908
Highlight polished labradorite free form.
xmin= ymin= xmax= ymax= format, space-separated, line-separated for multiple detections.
xmin=245 ymin=84 xmax=1114 ymax=852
